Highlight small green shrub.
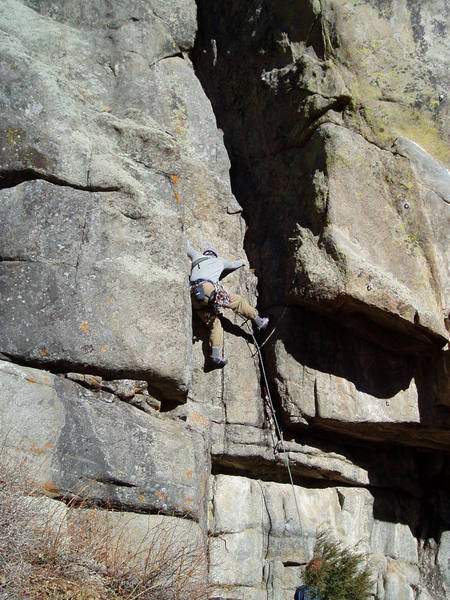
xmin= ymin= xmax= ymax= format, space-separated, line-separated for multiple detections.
xmin=304 ymin=531 xmax=373 ymax=600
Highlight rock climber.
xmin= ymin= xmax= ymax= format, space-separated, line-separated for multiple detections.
xmin=187 ymin=241 xmax=268 ymax=368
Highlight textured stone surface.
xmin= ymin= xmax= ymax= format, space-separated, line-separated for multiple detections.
xmin=383 ymin=570 xmax=415 ymax=600
xmin=0 ymin=180 xmax=189 ymax=398
xmin=0 ymin=1 xmax=449 ymax=599
xmin=325 ymin=0 xmax=449 ymax=163
xmin=192 ymin=2 xmax=450 ymax=596
xmin=0 ymin=0 xmax=234 ymax=402
xmin=437 ymin=531 xmax=450 ymax=595
xmin=265 ymin=307 xmax=450 ymax=450
xmin=286 ymin=124 xmax=449 ymax=349
xmin=0 ymin=360 xmax=208 ymax=519
xmin=194 ymin=0 xmax=449 ymax=353
xmin=208 ymin=475 xmax=439 ymax=600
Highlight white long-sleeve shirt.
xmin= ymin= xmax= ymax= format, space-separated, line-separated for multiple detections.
xmin=187 ymin=241 xmax=244 ymax=283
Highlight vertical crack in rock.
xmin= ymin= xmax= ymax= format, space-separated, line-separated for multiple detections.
xmin=313 ymin=376 xmax=319 ymax=418
xmin=257 ymin=480 xmax=272 ymax=562
xmin=255 ymin=480 xmax=272 ymax=600
xmin=74 ymin=205 xmax=91 ymax=286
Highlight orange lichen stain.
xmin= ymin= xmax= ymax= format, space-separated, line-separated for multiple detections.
xmin=42 ymin=375 xmax=50 ymax=384
xmin=155 ymin=490 xmax=167 ymax=502
xmin=182 ymin=497 xmax=193 ymax=509
xmin=186 ymin=469 xmax=192 ymax=479
xmin=99 ymin=345 xmax=107 ymax=353
xmin=45 ymin=442 xmax=54 ymax=450
xmin=26 ymin=377 xmax=36 ymax=384
xmin=29 ymin=443 xmax=46 ymax=455
xmin=43 ymin=482 xmax=59 ymax=495
xmin=80 ymin=321 xmax=89 ymax=332
xmin=39 ymin=348 xmax=49 ymax=357
xmin=174 ymin=191 xmax=181 ymax=204
xmin=139 ymin=494 xmax=145 ymax=502
xmin=190 ymin=412 xmax=208 ymax=427
xmin=170 ymin=174 xmax=179 ymax=185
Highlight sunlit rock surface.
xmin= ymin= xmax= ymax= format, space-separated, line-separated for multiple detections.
xmin=0 ymin=1 xmax=449 ymax=598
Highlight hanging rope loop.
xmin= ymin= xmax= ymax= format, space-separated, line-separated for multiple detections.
xmin=244 ymin=320 xmax=304 ymax=534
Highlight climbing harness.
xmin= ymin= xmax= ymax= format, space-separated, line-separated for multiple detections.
xmin=190 ymin=279 xmax=231 ymax=314
xmin=244 ymin=319 xmax=304 ymax=535
xmin=190 ymin=278 xmax=215 ymax=303
xmin=190 ymin=281 xmax=207 ymax=303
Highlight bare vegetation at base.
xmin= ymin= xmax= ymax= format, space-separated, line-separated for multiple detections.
xmin=0 ymin=448 xmax=208 ymax=599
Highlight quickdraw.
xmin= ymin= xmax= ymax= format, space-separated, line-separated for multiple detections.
xmin=210 ymin=282 xmax=231 ymax=313
xmin=190 ymin=279 xmax=231 ymax=314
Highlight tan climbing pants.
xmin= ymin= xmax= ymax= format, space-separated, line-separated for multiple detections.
xmin=191 ymin=281 xmax=258 ymax=348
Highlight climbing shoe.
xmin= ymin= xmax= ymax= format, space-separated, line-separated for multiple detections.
xmin=253 ymin=316 xmax=269 ymax=331
xmin=210 ymin=346 xmax=228 ymax=368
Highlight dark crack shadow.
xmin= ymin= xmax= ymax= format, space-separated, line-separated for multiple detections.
xmin=0 ymin=168 xmax=120 ymax=193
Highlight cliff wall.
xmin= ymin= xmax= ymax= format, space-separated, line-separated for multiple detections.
xmin=0 ymin=1 xmax=449 ymax=598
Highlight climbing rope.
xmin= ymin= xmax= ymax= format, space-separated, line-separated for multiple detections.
xmin=244 ymin=320 xmax=304 ymax=534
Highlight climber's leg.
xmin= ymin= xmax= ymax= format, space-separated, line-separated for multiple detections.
xmin=192 ymin=290 xmax=227 ymax=367
xmin=195 ymin=310 xmax=226 ymax=366
xmin=226 ymin=292 xmax=269 ymax=331
xmin=226 ymin=292 xmax=258 ymax=320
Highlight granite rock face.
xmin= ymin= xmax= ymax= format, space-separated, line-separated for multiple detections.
xmin=0 ymin=360 xmax=208 ymax=519
xmin=0 ymin=1 xmax=449 ymax=599
xmin=192 ymin=0 xmax=449 ymax=597
xmin=0 ymin=0 xmax=232 ymax=401
xmin=194 ymin=0 xmax=449 ymax=353
xmin=0 ymin=180 xmax=190 ymax=399
xmin=208 ymin=475 xmax=432 ymax=600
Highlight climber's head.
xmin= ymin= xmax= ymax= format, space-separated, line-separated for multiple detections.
xmin=203 ymin=247 xmax=218 ymax=258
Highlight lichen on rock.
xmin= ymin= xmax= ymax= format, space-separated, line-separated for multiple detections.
xmin=0 ymin=1 xmax=449 ymax=599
